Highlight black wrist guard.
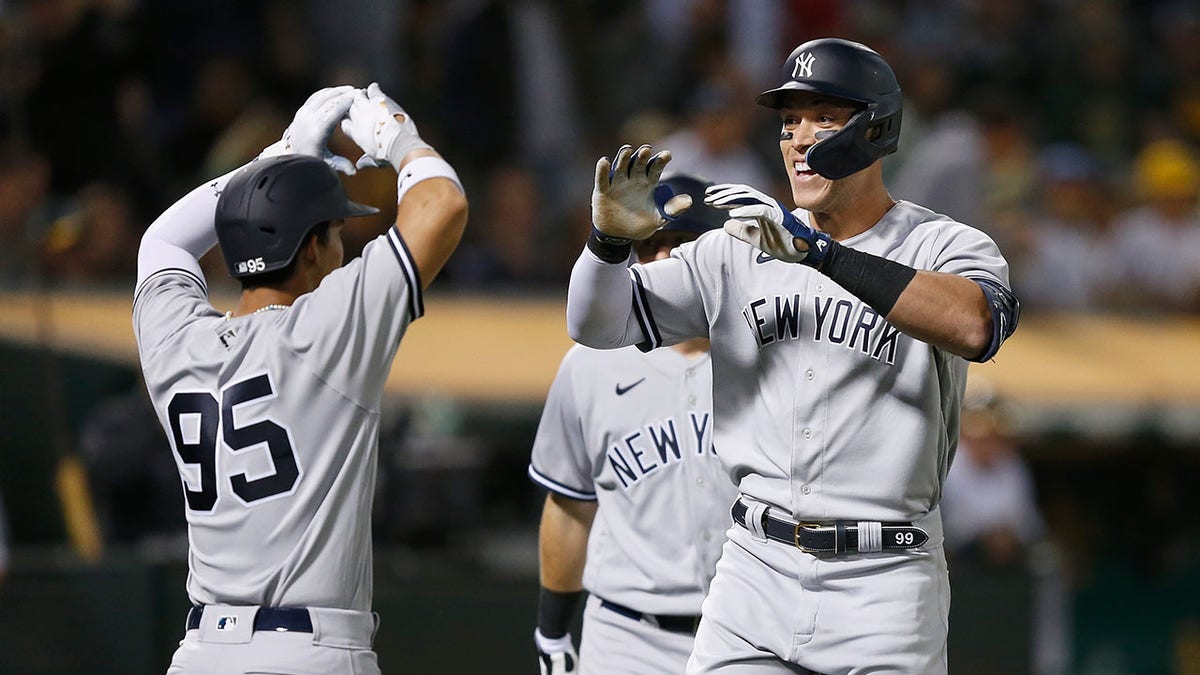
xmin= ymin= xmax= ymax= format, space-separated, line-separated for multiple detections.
xmin=537 ymin=587 xmax=584 ymax=639
xmin=819 ymin=241 xmax=917 ymax=317
xmin=586 ymin=227 xmax=633 ymax=263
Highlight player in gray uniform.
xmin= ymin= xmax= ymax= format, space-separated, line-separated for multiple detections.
xmin=565 ymin=39 xmax=1020 ymax=674
xmin=134 ymin=83 xmax=468 ymax=674
xmin=530 ymin=175 xmax=737 ymax=675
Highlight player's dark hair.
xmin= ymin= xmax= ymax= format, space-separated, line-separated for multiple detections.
xmin=236 ymin=221 xmax=332 ymax=289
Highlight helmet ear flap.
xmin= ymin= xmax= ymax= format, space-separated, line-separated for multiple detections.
xmin=806 ymin=106 xmax=903 ymax=179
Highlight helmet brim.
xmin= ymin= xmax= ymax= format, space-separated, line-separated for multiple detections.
xmin=341 ymin=200 xmax=380 ymax=219
xmin=755 ymin=81 xmax=872 ymax=110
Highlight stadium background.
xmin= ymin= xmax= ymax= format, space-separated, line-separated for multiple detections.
xmin=1 ymin=1 xmax=1199 ymax=673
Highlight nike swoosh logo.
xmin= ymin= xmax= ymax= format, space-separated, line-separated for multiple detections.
xmin=756 ymin=252 xmax=774 ymax=264
xmin=615 ymin=378 xmax=646 ymax=396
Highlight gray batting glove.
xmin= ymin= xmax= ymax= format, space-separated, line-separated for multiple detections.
xmin=340 ymin=82 xmax=433 ymax=172
xmin=592 ymin=144 xmax=684 ymax=241
xmin=704 ymin=183 xmax=832 ymax=266
xmin=534 ymin=628 xmax=578 ymax=675
xmin=260 ymin=85 xmax=359 ymax=175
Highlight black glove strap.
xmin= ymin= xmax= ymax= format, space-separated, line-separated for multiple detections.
xmin=819 ymin=241 xmax=917 ymax=317
xmin=537 ymin=587 xmax=584 ymax=639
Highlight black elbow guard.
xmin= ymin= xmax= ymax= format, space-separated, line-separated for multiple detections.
xmin=971 ymin=277 xmax=1020 ymax=362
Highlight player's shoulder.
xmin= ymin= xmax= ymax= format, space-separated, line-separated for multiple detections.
xmin=884 ymin=200 xmax=1002 ymax=250
xmin=891 ymin=200 xmax=991 ymax=237
xmin=133 ymin=271 xmax=222 ymax=355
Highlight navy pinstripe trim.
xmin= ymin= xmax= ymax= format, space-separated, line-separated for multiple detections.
xmin=527 ymin=465 xmax=596 ymax=501
xmin=629 ymin=267 xmax=662 ymax=350
xmin=133 ymin=267 xmax=208 ymax=308
xmin=387 ymin=228 xmax=424 ymax=321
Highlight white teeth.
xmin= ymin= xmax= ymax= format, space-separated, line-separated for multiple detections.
xmin=793 ymin=161 xmax=809 ymax=173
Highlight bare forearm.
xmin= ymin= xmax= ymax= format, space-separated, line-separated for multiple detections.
xmin=887 ymin=270 xmax=992 ymax=359
xmin=392 ymin=153 xmax=468 ymax=289
xmin=538 ymin=494 xmax=596 ymax=591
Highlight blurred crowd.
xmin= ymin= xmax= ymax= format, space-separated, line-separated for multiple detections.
xmin=1 ymin=0 xmax=1199 ymax=311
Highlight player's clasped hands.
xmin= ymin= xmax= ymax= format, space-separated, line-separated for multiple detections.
xmin=259 ymin=83 xmax=431 ymax=177
xmin=341 ymin=82 xmax=433 ymax=172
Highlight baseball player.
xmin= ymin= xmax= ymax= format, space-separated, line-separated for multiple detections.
xmin=530 ymin=174 xmax=738 ymax=675
xmin=565 ymin=38 xmax=1020 ymax=675
xmin=133 ymin=83 xmax=468 ymax=674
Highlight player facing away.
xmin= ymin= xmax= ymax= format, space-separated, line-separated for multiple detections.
xmin=133 ymin=84 xmax=467 ymax=674
xmin=529 ymin=175 xmax=738 ymax=675
xmin=566 ymin=38 xmax=1020 ymax=675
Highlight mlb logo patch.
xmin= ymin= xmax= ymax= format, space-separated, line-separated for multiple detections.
xmin=216 ymin=615 xmax=238 ymax=631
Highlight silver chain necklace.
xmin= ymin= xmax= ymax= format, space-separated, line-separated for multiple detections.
xmin=224 ymin=304 xmax=290 ymax=321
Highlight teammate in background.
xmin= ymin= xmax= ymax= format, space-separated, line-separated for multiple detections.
xmin=529 ymin=175 xmax=736 ymax=675
xmin=566 ymin=38 xmax=1019 ymax=674
xmin=133 ymin=84 xmax=467 ymax=674
xmin=941 ymin=378 xmax=1045 ymax=568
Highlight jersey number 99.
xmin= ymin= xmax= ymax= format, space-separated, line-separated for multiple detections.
xmin=167 ymin=374 xmax=300 ymax=511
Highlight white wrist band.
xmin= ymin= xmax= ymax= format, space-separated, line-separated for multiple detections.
xmin=534 ymin=627 xmax=574 ymax=653
xmin=396 ymin=157 xmax=464 ymax=203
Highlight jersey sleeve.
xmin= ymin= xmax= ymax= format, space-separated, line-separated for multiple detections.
xmin=925 ymin=221 xmax=1019 ymax=362
xmin=626 ymin=235 xmax=717 ymax=351
xmin=284 ymin=227 xmax=423 ymax=404
xmin=132 ymin=271 xmax=221 ymax=358
xmin=528 ymin=348 xmax=597 ymax=500
xmin=928 ymin=223 xmax=1011 ymax=287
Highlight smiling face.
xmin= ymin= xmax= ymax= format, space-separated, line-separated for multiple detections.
xmin=776 ymin=91 xmax=864 ymax=212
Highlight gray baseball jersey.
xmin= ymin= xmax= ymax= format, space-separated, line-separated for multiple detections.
xmin=626 ymin=200 xmax=1010 ymax=523
xmin=570 ymin=200 xmax=1012 ymax=673
xmin=528 ymin=343 xmax=735 ymax=616
xmin=134 ymin=207 xmax=422 ymax=612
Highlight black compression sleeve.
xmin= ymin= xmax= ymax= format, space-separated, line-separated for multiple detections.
xmin=586 ymin=227 xmax=633 ymax=263
xmin=818 ymin=241 xmax=917 ymax=317
xmin=537 ymin=587 xmax=584 ymax=639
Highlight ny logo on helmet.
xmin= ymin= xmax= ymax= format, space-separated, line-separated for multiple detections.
xmin=792 ymin=52 xmax=815 ymax=79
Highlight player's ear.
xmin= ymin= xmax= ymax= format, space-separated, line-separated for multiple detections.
xmin=299 ymin=232 xmax=321 ymax=263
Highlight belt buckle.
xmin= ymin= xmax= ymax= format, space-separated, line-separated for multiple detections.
xmin=793 ymin=522 xmax=822 ymax=554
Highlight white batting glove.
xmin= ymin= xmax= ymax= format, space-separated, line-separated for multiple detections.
xmin=259 ymin=85 xmax=359 ymax=175
xmin=534 ymin=628 xmax=578 ymax=675
xmin=704 ymin=183 xmax=832 ymax=266
xmin=340 ymin=82 xmax=433 ymax=172
xmin=591 ymin=144 xmax=684 ymax=241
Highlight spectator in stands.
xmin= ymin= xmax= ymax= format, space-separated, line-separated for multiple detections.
xmin=37 ymin=182 xmax=139 ymax=285
xmin=1011 ymin=143 xmax=1120 ymax=313
xmin=655 ymin=70 xmax=777 ymax=193
xmin=1108 ymin=138 xmax=1200 ymax=313
xmin=0 ymin=144 xmax=52 ymax=286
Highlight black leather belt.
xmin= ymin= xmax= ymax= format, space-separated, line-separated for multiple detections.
xmin=186 ymin=605 xmax=313 ymax=633
xmin=599 ymin=598 xmax=701 ymax=635
xmin=731 ymin=500 xmax=928 ymax=555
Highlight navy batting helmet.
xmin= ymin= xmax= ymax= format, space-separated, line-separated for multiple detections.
xmin=756 ymin=38 xmax=902 ymax=180
xmin=215 ymin=155 xmax=379 ymax=278
xmin=653 ymin=174 xmax=726 ymax=235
